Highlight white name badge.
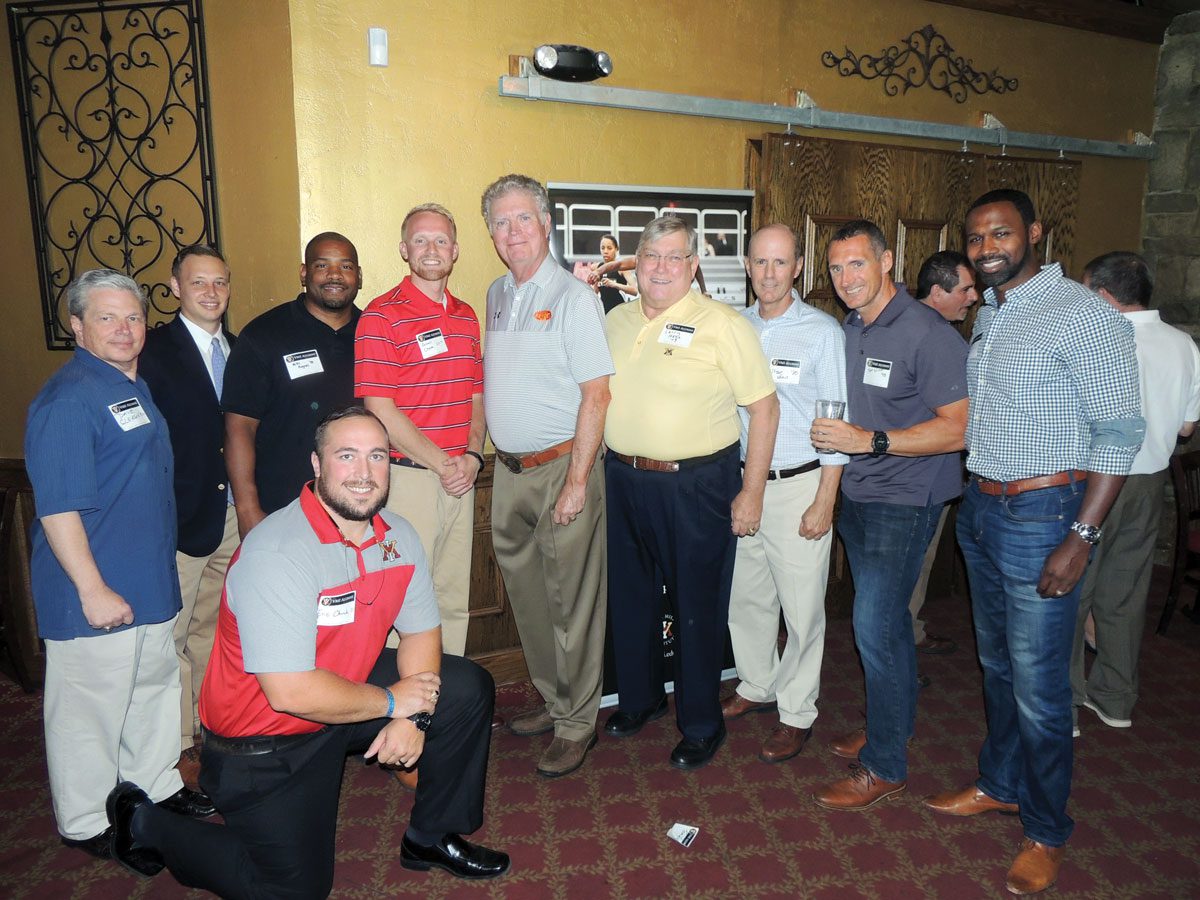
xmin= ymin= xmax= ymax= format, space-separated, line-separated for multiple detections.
xmin=284 ymin=350 xmax=324 ymax=380
xmin=316 ymin=590 xmax=356 ymax=627
xmin=863 ymin=357 xmax=893 ymax=389
xmin=658 ymin=323 xmax=696 ymax=348
xmin=770 ymin=358 xmax=802 ymax=385
xmin=415 ymin=328 xmax=449 ymax=359
xmin=109 ymin=398 xmax=151 ymax=431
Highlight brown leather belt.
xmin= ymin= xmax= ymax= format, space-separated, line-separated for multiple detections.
xmin=610 ymin=443 xmax=739 ymax=474
xmin=495 ymin=438 xmax=574 ymax=474
xmin=744 ymin=459 xmax=821 ymax=481
xmin=974 ymin=470 xmax=1087 ymax=496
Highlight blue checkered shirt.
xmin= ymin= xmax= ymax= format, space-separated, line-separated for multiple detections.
xmin=965 ymin=264 xmax=1144 ymax=481
xmin=739 ymin=292 xmax=849 ymax=469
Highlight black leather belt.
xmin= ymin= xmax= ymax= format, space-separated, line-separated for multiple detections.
xmin=389 ymin=456 xmax=426 ymax=470
xmin=744 ymin=459 xmax=821 ymax=481
xmin=202 ymin=727 xmax=323 ymax=756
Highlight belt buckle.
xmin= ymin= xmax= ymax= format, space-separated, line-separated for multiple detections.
xmin=496 ymin=451 xmax=523 ymax=474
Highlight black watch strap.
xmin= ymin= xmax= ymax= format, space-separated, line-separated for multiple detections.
xmin=465 ymin=450 xmax=485 ymax=468
xmin=407 ymin=711 xmax=433 ymax=732
xmin=871 ymin=431 xmax=890 ymax=457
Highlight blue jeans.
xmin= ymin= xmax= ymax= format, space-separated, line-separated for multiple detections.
xmin=957 ymin=478 xmax=1084 ymax=847
xmin=838 ymin=496 xmax=944 ymax=783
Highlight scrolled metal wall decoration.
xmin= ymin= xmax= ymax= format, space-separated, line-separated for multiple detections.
xmin=8 ymin=0 xmax=220 ymax=349
xmin=821 ymin=24 xmax=1018 ymax=104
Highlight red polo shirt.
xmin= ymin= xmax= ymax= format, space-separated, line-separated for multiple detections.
xmin=354 ymin=277 xmax=482 ymax=457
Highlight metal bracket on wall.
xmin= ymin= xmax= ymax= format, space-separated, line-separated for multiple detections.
xmin=497 ymin=75 xmax=1155 ymax=161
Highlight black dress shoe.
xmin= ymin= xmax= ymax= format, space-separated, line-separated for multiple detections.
xmin=604 ymin=695 xmax=669 ymax=737
xmin=400 ymin=833 xmax=510 ymax=880
xmin=670 ymin=725 xmax=726 ymax=770
xmin=105 ymin=782 xmax=165 ymax=878
xmin=157 ymin=786 xmax=216 ymax=818
xmin=61 ymin=827 xmax=113 ymax=860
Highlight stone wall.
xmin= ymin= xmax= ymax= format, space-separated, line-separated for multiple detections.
xmin=1145 ymin=11 xmax=1200 ymax=330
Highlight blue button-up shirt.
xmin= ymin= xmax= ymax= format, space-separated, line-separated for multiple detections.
xmin=739 ymin=292 xmax=848 ymax=469
xmin=965 ymin=263 xmax=1144 ymax=481
xmin=25 ymin=348 xmax=181 ymax=640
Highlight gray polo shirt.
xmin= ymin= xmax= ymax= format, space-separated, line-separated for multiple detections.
xmin=483 ymin=254 xmax=614 ymax=453
xmin=842 ymin=286 xmax=968 ymax=506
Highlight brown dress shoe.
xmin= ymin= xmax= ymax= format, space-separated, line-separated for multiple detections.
xmin=829 ymin=727 xmax=866 ymax=759
xmin=507 ymin=705 xmax=554 ymax=737
xmin=721 ymin=692 xmax=778 ymax=719
xmin=491 ymin=714 xmax=505 ymax=731
xmin=812 ymin=763 xmax=906 ymax=811
xmin=536 ymin=733 xmax=598 ymax=778
xmin=759 ymin=724 xmax=811 ymax=763
xmin=1006 ymin=838 xmax=1065 ymax=895
xmin=924 ymin=785 xmax=1018 ymax=816
xmin=916 ymin=633 xmax=957 ymax=655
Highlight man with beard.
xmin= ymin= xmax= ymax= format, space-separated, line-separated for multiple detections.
xmin=223 ymin=233 xmax=364 ymax=537
xmin=808 ymin=221 xmax=968 ymax=811
xmin=355 ymin=204 xmax=484 ymax=657
xmin=925 ymin=190 xmax=1143 ymax=896
xmin=104 ymin=407 xmax=509 ymax=892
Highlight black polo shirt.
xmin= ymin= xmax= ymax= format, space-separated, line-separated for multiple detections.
xmin=222 ymin=294 xmax=361 ymax=514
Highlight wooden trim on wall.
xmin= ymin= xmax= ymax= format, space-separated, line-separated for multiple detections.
xmin=927 ymin=0 xmax=1177 ymax=44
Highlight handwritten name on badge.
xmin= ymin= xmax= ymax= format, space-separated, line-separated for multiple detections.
xmin=109 ymin=398 xmax=151 ymax=431
xmin=284 ymin=350 xmax=324 ymax=380
xmin=415 ymin=328 xmax=448 ymax=359
xmin=658 ymin=323 xmax=695 ymax=348
xmin=771 ymin=358 xmax=802 ymax=385
xmin=317 ymin=590 xmax=356 ymax=626
xmin=863 ymin=357 xmax=892 ymax=389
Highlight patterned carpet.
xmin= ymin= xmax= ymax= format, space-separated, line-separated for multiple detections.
xmin=1 ymin=578 xmax=1198 ymax=899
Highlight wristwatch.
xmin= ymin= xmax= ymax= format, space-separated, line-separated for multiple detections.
xmin=1070 ymin=521 xmax=1102 ymax=545
xmin=870 ymin=431 xmax=890 ymax=457
xmin=407 ymin=712 xmax=433 ymax=732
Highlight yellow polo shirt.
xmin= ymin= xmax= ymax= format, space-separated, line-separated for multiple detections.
xmin=605 ymin=290 xmax=775 ymax=459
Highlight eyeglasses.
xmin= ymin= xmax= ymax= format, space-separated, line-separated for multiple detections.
xmin=639 ymin=251 xmax=694 ymax=269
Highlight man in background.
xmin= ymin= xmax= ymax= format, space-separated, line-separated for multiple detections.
xmin=1070 ymin=250 xmax=1200 ymax=733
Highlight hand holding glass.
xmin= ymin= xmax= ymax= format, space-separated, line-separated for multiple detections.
xmin=813 ymin=400 xmax=846 ymax=454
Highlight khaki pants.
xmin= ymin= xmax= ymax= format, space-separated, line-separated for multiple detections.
xmin=45 ymin=619 xmax=183 ymax=839
xmin=728 ymin=469 xmax=831 ymax=729
xmin=174 ymin=504 xmax=239 ymax=750
xmin=385 ymin=464 xmax=475 ymax=656
xmin=491 ymin=452 xmax=606 ymax=741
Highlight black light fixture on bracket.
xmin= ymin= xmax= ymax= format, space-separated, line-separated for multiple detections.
xmin=532 ymin=44 xmax=612 ymax=82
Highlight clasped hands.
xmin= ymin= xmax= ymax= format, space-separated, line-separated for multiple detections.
xmin=364 ymin=670 xmax=440 ymax=769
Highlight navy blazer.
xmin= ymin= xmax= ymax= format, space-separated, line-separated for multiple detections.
xmin=138 ymin=315 xmax=237 ymax=557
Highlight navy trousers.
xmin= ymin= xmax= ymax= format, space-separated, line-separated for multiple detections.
xmin=605 ymin=446 xmax=739 ymax=743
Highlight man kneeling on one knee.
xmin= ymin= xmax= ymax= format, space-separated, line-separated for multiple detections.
xmin=104 ymin=406 xmax=508 ymax=895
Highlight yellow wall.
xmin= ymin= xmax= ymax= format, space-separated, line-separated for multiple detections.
xmin=0 ymin=0 xmax=1160 ymax=457
xmin=0 ymin=0 xmax=299 ymax=458
xmin=287 ymin=0 xmax=1158 ymax=307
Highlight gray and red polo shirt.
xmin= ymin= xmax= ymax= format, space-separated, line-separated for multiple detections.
xmin=199 ymin=484 xmax=440 ymax=738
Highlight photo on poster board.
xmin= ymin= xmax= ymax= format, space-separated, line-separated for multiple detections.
xmin=547 ymin=182 xmax=753 ymax=309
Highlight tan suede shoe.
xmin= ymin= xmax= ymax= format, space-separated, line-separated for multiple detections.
xmin=536 ymin=733 xmax=598 ymax=778
xmin=507 ymin=705 xmax=554 ymax=737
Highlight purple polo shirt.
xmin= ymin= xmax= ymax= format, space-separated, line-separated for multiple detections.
xmin=841 ymin=286 xmax=968 ymax=506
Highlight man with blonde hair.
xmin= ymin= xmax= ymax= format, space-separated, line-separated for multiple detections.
xmin=355 ymin=203 xmax=484 ymax=657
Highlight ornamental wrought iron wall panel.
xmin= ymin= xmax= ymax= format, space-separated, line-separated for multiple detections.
xmin=8 ymin=0 xmax=220 ymax=349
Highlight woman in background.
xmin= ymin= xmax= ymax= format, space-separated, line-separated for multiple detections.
xmin=595 ymin=233 xmax=637 ymax=314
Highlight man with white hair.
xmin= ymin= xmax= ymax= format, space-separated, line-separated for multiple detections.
xmin=25 ymin=269 xmax=214 ymax=871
